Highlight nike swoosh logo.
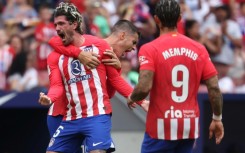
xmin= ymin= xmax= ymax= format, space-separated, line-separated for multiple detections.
xmin=92 ymin=142 xmax=103 ymax=146
xmin=0 ymin=93 xmax=17 ymax=106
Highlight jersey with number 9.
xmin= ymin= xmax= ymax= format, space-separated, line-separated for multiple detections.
xmin=138 ymin=33 xmax=217 ymax=140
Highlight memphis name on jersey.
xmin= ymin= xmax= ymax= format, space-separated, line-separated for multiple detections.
xmin=162 ymin=47 xmax=198 ymax=60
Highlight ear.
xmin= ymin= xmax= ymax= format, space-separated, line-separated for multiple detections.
xmin=120 ymin=32 xmax=126 ymax=40
xmin=72 ymin=22 xmax=78 ymax=30
xmin=154 ymin=15 xmax=161 ymax=26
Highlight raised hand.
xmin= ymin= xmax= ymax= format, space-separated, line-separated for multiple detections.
xmin=39 ymin=92 xmax=52 ymax=106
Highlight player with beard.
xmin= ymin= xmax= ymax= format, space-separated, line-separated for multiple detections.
xmin=40 ymin=19 xmax=149 ymax=153
xmin=127 ymin=0 xmax=224 ymax=153
xmin=39 ymin=2 xmax=147 ymax=153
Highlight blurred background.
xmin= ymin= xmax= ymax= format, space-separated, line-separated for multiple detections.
xmin=0 ymin=0 xmax=245 ymax=152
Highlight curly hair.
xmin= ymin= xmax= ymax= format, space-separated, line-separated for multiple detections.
xmin=54 ymin=2 xmax=83 ymax=34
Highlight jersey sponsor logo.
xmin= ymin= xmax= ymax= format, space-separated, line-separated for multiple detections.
xmin=164 ymin=106 xmax=183 ymax=118
xmin=80 ymin=45 xmax=99 ymax=54
xmin=92 ymin=142 xmax=103 ymax=146
xmin=164 ymin=106 xmax=197 ymax=118
xmin=67 ymin=74 xmax=92 ymax=84
xmin=139 ymin=56 xmax=148 ymax=65
xmin=71 ymin=60 xmax=83 ymax=76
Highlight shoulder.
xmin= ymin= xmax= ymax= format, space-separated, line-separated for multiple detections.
xmin=84 ymin=34 xmax=108 ymax=45
xmin=47 ymin=51 xmax=61 ymax=63
xmin=84 ymin=34 xmax=110 ymax=49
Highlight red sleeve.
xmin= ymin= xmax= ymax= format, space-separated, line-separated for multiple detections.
xmin=47 ymin=51 xmax=65 ymax=103
xmin=48 ymin=36 xmax=81 ymax=58
xmin=106 ymin=68 xmax=122 ymax=98
xmin=106 ymin=80 xmax=116 ymax=99
xmin=138 ymin=44 xmax=156 ymax=72
xmin=105 ymin=65 xmax=133 ymax=97
xmin=201 ymin=47 xmax=218 ymax=80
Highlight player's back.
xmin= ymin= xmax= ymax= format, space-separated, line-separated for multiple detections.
xmin=139 ymin=33 xmax=217 ymax=140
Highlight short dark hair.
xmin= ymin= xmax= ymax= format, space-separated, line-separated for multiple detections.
xmin=155 ymin=0 xmax=180 ymax=28
xmin=111 ymin=19 xmax=140 ymax=38
xmin=54 ymin=2 xmax=83 ymax=34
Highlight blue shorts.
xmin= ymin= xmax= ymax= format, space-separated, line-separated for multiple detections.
xmin=47 ymin=115 xmax=63 ymax=137
xmin=47 ymin=114 xmax=115 ymax=153
xmin=141 ymin=132 xmax=195 ymax=153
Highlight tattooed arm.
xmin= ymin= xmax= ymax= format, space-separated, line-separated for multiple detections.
xmin=128 ymin=70 xmax=154 ymax=103
xmin=205 ymin=75 xmax=223 ymax=116
xmin=205 ymin=75 xmax=224 ymax=145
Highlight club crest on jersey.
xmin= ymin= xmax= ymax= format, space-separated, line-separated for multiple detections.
xmin=80 ymin=45 xmax=99 ymax=54
xmin=164 ymin=106 xmax=183 ymax=118
xmin=71 ymin=60 xmax=83 ymax=76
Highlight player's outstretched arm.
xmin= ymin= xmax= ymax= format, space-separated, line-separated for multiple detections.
xmin=49 ymin=36 xmax=100 ymax=69
xmin=205 ymin=75 xmax=224 ymax=144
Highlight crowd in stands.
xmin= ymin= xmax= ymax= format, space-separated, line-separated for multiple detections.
xmin=0 ymin=0 xmax=244 ymax=93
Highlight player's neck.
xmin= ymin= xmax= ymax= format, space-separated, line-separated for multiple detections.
xmin=72 ymin=33 xmax=85 ymax=47
xmin=104 ymin=36 xmax=114 ymax=47
xmin=159 ymin=27 xmax=178 ymax=36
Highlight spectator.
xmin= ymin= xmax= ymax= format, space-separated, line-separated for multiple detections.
xmin=185 ymin=19 xmax=222 ymax=55
xmin=0 ymin=29 xmax=14 ymax=90
xmin=201 ymin=4 xmax=243 ymax=67
xmin=213 ymin=57 xmax=235 ymax=93
xmin=7 ymin=51 xmax=38 ymax=92
xmin=85 ymin=0 xmax=111 ymax=38
xmin=119 ymin=0 xmax=156 ymax=48
xmin=2 ymin=0 xmax=39 ymax=39
xmin=101 ymin=0 xmax=119 ymax=27
xmin=35 ymin=4 xmax=56 ymax=71
xmin=120 ymin=58 xmax=139 ymax=87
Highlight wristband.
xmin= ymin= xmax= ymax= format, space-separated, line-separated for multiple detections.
xmin=212 ymin=114 xmax=222 ymax=121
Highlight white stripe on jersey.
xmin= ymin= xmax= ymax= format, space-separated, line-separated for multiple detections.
xmin=48 ymin=103 xmax=54 ymax=115
xmin=67 ymin=58 xmax=83 ymax=119
xmin=59 ymin=55 xmax=72 ymax=121
xmin=170 ymin=119 xmax=178 ymax=140
xmin=91 ymin=69 xmax=105 ymax=114
xmin=194 ymin=117 xmax=199 ymax=138
xmin=183 ymin=118 xmax=190 ymax=139
xmin=157 ymin=119 xmax=164 ymax=139
xmin=80 ymin=64 xmax=94 ymax=117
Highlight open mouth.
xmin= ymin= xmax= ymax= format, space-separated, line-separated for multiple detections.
xmin=58 ymin=33 xmax=66 ymax=41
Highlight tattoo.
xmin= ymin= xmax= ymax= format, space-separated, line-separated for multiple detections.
xmin=131 ymin=70 xmax=154 ymax=102
xmin=205 ymin=75 xmax=223 ymax=115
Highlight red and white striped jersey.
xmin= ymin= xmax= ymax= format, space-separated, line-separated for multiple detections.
xmin=138 ymin=33 xmax=217 ymax=140
xmin=47 ymin=35 xmax=133 ymax=120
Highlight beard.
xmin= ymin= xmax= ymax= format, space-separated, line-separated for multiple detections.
xmin=58 ymin=30 xmax=74 ymax=46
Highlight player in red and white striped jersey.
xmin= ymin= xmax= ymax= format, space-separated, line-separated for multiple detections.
xmin=38 ymin=3 xmax=146 ymax=153
xmin=127 ymin=0 xmax=224 ymax=153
